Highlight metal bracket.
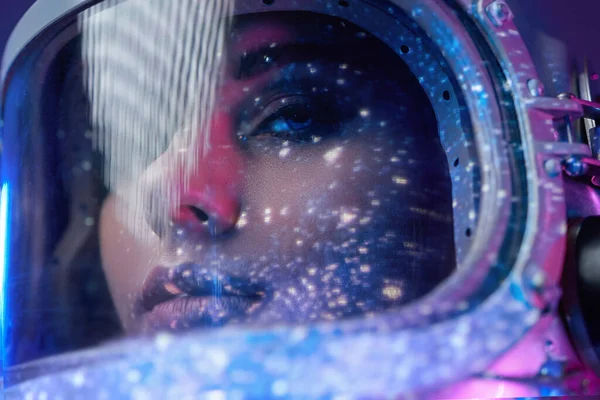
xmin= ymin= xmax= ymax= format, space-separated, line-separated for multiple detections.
xmin=557 ymin=94 xmax=600 ymax=123
xmin=557 ymin=94 xmax=600 ymax=160
xmin=550 ymin=93 xmax=600 ymax=186
xmin=526 ymin=97 xmax=583 ymax=120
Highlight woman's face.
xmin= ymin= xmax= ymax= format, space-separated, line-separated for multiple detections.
xmin=99 ymin=12 xmax=456 ymax=334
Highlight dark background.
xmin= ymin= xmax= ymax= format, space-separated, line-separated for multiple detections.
xmin=0 ymin=0 xmax=35 ymax=63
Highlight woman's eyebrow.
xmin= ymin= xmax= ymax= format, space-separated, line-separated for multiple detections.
xmin=235 ymin=41 xmax=360 ymax=81
xmin=235 ymin=42 xmax=311 ymax=80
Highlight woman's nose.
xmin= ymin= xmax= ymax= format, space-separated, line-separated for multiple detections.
xmin=146 ymin=111 xmax=243 ymax=236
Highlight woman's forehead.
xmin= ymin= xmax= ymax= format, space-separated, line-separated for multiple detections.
xmin=228 ymin=12 xmax=371 ymax=57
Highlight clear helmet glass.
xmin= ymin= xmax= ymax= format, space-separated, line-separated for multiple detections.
xmin=1 ymin=0 xmax=480 ymax=386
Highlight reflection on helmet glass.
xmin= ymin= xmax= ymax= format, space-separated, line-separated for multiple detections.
xmin=2 ymin=5 xmax=461 ymax=375
xmin=99 ymin=12 xmax=456 ymax=334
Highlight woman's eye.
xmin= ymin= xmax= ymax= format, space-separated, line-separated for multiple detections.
xmin=243 ymin=95 xmax=344 ymax=143
xmin=268 ymin=103 xmax=314 ymax=133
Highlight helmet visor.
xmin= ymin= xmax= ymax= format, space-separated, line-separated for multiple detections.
xmin=1 ymin=0 xmax=479 ymax=383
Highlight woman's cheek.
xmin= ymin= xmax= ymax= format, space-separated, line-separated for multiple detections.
xmin=100 ymin=195 xmax=163 ymax=330
xmin=270 ymin=140 xmax=397 ymax=211
xmin=243 ymin=142 xmax=346 ymax=203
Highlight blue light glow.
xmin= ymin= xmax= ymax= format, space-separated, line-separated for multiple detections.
xmin=0 ymin=182 xmax=9 ymax=371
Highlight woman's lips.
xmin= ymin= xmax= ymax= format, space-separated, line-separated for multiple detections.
xmin=140 ymin=263 xmax=265 ymax=331
xmin=145 ymin=295 xmax=260 ymax=331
